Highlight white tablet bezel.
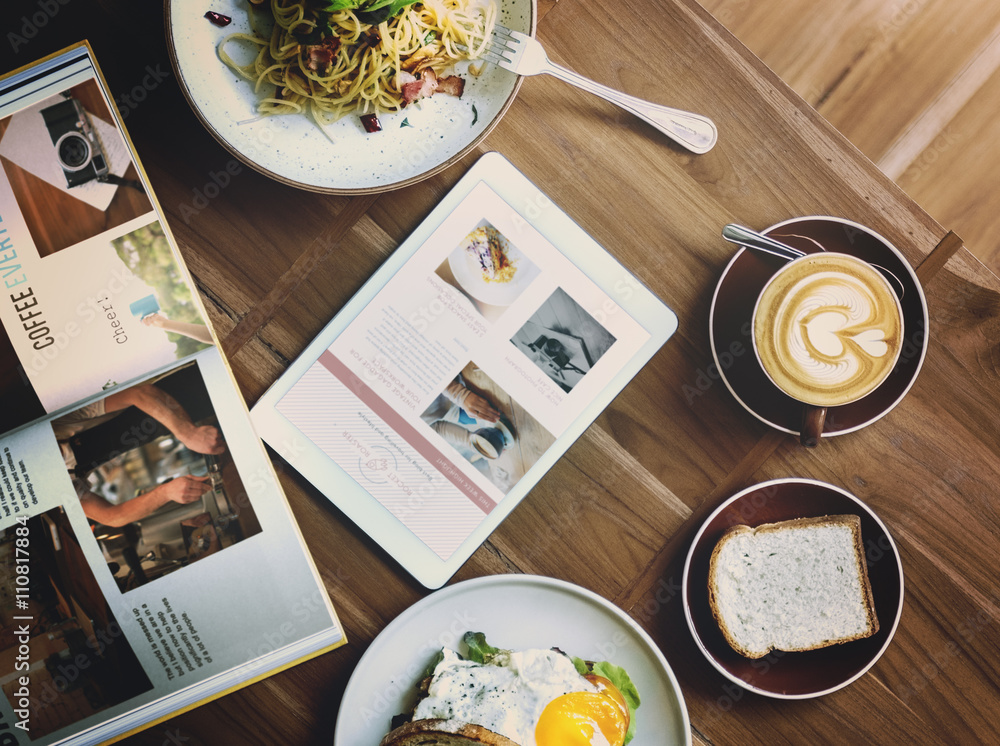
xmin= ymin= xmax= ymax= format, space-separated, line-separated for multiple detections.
xmin=250 ymin=152 xmax=678 ymax=588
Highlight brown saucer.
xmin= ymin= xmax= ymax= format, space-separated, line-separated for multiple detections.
xmin=682 ymin=478 xmax=904 ymax=698
xmin=709 ymin=216 xmax=928 ymax=438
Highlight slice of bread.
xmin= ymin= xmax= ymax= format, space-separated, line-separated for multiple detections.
xmin=379 ymin=719 xmax=521 ymax=746
xmin=707 ymin=514 xmax=878 ymax=658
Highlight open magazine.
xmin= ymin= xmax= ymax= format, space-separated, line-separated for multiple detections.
xmin=0 ymin=44 xmax=345 ymax=745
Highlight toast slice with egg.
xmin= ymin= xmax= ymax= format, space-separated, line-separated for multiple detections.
xmin=382 ymin=632 xmax=639 ymax=746
xmin=707 ymin=514 xmax=879 ymax=658
xmin=379 ymin=718 xmax=520 ymax=746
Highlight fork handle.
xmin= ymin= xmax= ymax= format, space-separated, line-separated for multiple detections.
xmin=541 ymin=61 xmax=718 ymax=154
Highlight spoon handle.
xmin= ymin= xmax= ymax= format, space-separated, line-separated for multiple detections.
xmin=722 ymin=223 xmax=906 ymax=299
xmin=722 ymin=224 xmax=806 ymax=261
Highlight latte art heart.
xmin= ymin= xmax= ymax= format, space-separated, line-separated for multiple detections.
xmin=846 ymin=328 xmax=890 ymax=358
xmin=754 ymin=254 xmax=903 ymax=407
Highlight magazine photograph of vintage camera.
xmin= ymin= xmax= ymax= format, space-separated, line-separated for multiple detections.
xmin=0 ymin=78 xmax=154 ymax=256
xmin=40 ymin=95 xmax=110 ymax=188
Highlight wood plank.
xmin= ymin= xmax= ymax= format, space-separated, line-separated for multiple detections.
xmin=878 ymin=27 xmax=1000 ymax=180
xmin=700 ymin=0 xmax=1000 ymax=281
xmin=896 ymin=65 xmax=1000 ymax=277
xmin=699 ymin=0 xmax=904 ymax=108
xmin=702 ymin=0 xmax=1000 ymax=165
xmin=818 ymin=1 xmax=1000 ymax=161
xmin=221 ymin=193 xmax=380 ymax=357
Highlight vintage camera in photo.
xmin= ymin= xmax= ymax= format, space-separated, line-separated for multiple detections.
xmin=40 ymin=97 xmax=110 ymax=187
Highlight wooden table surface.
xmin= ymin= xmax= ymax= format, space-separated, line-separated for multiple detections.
xmin=3 ymin=0 xmax=999 ymax=743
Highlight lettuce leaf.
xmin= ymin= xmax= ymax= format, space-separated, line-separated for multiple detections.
xmin=573 ymin=657 xmax=641 ymax=745
xmin=462 ymin=631 xmax=506 ymax=664
xmin=309 ymin=0 xmax=419 ymax=21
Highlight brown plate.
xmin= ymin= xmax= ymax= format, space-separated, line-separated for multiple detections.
xmin=709 ymin=216 xmax=928 ymax=438
xmin=682 ymin=478 xmax=904 ymax=698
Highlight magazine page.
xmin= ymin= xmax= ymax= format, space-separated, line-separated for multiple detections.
xmin=0 ymin=44 xmax=212 ymax=435
xmin=0 ymin=352 xmax=343 ymax=745
xmin=273 ymin=180 xmax=653 ymax=561
xmin=0 ymin=45 xmax=344 ymax=745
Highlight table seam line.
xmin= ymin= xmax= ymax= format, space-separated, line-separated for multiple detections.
xmin=220 ymin=193 xmax=380 ymax=358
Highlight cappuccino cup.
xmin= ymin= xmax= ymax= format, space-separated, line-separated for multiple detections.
xmin=751 ymin=252 xmax=903 ymax=446
xmin=471 ymin=427 xmax=506 ymax=459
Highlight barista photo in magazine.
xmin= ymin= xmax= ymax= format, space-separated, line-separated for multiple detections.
xmin=51 ymin=363 xmax=262 ymax=593
xmin=55 ymin=379 xmax=224 ymax=527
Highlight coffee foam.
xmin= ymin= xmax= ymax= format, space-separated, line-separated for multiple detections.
xmin=754 ymin=254 xmax=902 ymax=406
xmin=472 ymin=432 xmax=499 ymax=459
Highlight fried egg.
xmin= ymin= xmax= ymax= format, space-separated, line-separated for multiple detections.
xmin=411 ymin=647 xmax=629 ymax=746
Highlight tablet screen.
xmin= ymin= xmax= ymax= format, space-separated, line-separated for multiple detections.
xmin=252 ymin=153 xmax=677 ymax=587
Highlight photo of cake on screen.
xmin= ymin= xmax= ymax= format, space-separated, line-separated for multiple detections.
xmin=435 ymin=219 xmax=540 ymax=322
xmin=421 ymin=362 xmax=555 ymax=495
xmin=51 ymin=362 xmax=262 ymax=593
xmin=0 ymin=506 xmax=154 ymax=739
xmin=511 ymin=287 xmax=617 ymax=393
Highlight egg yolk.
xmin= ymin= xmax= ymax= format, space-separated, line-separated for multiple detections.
xmin=535 ymin=689 xmax=629 ymax=746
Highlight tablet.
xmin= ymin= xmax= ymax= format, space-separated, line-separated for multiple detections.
xmin=250 ymin=152 xmax=678 ymax=588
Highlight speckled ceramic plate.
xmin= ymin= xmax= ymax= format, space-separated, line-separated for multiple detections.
xmin=334 ymin=574 xmax=691 ymax=745
xmin=165 ymin=0 xmax=534 ymax=193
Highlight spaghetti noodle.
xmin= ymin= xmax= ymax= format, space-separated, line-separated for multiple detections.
xmin=218 ymin=0 xmax=497 ymax=128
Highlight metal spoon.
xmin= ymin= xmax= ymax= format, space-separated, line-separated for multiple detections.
xmin=722 ymin=223 xmax=906 ymax=299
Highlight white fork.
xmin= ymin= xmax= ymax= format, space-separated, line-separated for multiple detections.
xmin=483 ymin=24 xmax=718 ymax=154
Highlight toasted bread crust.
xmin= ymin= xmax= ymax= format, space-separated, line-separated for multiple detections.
xmin=707 ymin=523 xmax=756 ymax=657
xmin=379 ymin=719 xmax=521 ymax=746
xmin=707 ymin=514 xmax=879 ymax=659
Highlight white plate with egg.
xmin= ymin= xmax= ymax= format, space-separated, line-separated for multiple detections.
xmin=165 ymin=0 xmax=534 ymax=194
xmin=335 ymin=574 xmax=691 ymax=745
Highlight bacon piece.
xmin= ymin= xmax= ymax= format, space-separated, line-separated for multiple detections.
xmin=398 ymin=70 xmax=418 ymax=90
xmin=401 ymin=68 xmax=437 ymax=105
xmin=360 ymin=114 xmax=382 ymax=133
xmin=400 ymin=69 xmax=465 ymax=106
xmin=304 ymin=36 xmax=342 ymax=74
xmin=435 ymin=74 xmax=465 ymax=98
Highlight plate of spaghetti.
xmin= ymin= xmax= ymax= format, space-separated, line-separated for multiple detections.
xmin=165 ymin=0 xmax=534 ymax=193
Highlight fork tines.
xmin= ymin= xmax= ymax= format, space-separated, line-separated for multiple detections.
xmin=481 ymin=45 xmax=509 ymax=67
xmin=491 ymin=23 xmax=520 ymax=45
xmin=482 ymin=23 xmax=521 ymax=67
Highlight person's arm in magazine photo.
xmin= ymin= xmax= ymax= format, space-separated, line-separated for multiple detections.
xmin=78 ymin=474 xmax=213 ymax=527
xmin=56 ymin=381 xmax=226 ymax=526
xmin=141 ymin=311 xmax=215 ymax=346
xmin=441 ymin=378 xmax=500 ymax=422
xmin=102 ymin=382 xmax=225 ymax=455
